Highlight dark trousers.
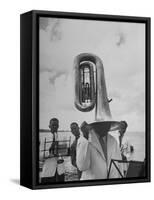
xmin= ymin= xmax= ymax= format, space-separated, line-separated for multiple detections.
xmin=41 ymin=170 xmax=65 ymax=184
xmin=77 ymin=169 xmax=82 ymax=180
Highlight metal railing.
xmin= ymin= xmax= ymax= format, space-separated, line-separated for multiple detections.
xmin=40 ymin=136 xmax=72 ymax=160
xmin=107 ymin=159 xmax=145 ymax=178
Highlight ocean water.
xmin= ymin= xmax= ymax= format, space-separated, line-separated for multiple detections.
xmin=110 ymin=131 xmax=145 ymax=161
xmin=39 ymin=131 xmax=145 ymax=161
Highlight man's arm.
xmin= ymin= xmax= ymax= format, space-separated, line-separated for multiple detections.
xmin=70 ymin=141 xmax=77 ymax=167
xmin=76 ymin=136 xmax=91 ymax=171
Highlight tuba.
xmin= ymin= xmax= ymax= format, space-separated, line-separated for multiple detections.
xmin=74 ymin=53 xmax=112 ymax=121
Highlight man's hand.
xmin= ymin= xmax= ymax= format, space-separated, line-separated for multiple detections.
xmin=80 ymin=121 xmax=90 ymax=140
xmin=83 ymin=130 xmax=89 ymax=140
xmin=119 ymin=121 xmax=128 ymax=136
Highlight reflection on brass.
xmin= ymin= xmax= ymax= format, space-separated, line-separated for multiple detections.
xmin=74 ymin=53 xmax=112 ymax=121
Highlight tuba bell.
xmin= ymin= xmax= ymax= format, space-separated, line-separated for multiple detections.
xmin=74 ymin=53 xmax=112 ymax=121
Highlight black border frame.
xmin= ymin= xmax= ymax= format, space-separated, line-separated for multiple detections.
xmin=20 ymin=10 xmax=151 ymax=190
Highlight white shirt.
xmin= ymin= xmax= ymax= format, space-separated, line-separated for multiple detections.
xmin=41 ymin=132 xmax=65 ymax=178
xmin=41 ymin=157 xmax=65 ymax=177
xmin=76 ymin=130 xmax=123 ymax=180
xmin=120 ymin=135 xmax=134 ymax=161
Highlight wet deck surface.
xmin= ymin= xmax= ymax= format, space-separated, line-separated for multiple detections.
xmin=64 ymin=157 xmax=79 ymax=181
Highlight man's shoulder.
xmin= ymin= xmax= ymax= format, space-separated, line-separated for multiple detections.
xmin=77 ymin=136 xmax=89 ymax=146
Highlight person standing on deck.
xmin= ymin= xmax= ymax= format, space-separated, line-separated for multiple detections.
xmin=118 ymin=121 xmax=134 ymax=176
xmin=70 ymin=122 xmax=82 ymax=179
xmin=76 ymin=121 xmax=123 ymax=180
xmin=41 ymin=118 xmax=65 ymax=183
xmin=119 ymin=121 xmax=134 ymax=161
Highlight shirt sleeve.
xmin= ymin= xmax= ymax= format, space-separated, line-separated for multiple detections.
xmin=76 ymin=136 xmax=91 ymax=171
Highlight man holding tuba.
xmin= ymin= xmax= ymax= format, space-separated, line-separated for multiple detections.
xmin=76 ymin=121 xmax=124 ymax=180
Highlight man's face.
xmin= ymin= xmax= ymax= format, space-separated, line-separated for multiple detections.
xmin=49 ymin=120 xmax=59 ymax=133
xmin=70 ymin=124 xmax=80 ymax=138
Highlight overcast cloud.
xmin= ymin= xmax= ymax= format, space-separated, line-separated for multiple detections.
xmin=39 ymin=17 xmax=145 ymax=131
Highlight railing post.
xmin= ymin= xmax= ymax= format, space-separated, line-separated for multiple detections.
xmin=43 ymin=137 xmax=46 ymax=159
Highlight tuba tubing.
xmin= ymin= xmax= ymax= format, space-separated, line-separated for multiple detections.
xmin=74 ymin=56 xmax=95 ymax=112
xmin=74 ymin=53 xmax=112 ymax=121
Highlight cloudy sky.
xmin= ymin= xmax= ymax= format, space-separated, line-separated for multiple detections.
xmin=39 ymin=17 xmax=145 ymax=131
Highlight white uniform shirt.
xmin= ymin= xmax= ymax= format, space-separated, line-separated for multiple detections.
xmin=76 ymin=129 xmax=123 ymax=180
xmin=41 ymin=132 xmax=65 ymax=178
xmin=120 ymin=136 xmax=134 ymax=161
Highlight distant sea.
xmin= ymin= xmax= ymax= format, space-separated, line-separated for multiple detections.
xmin=110 ymin=131 xmax=145 ymax=161
xmin=39 ymin=131 xmax=145 ymax=161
